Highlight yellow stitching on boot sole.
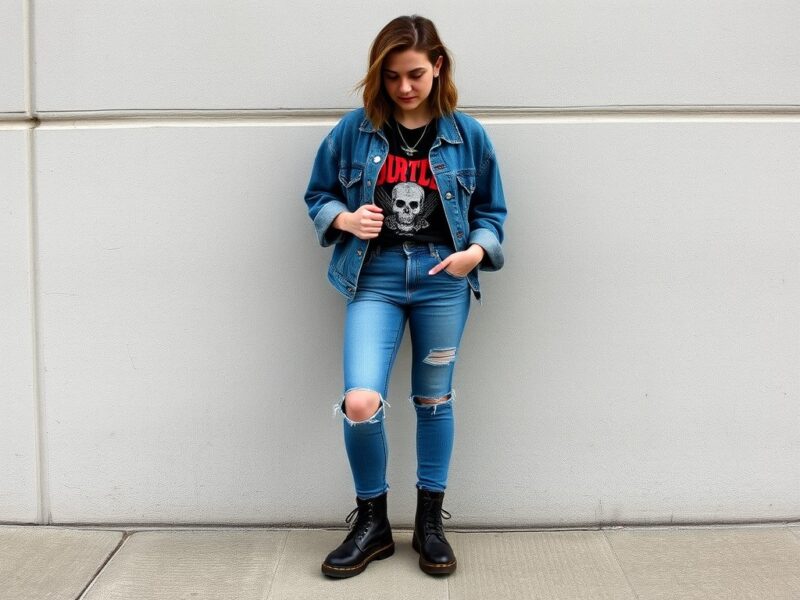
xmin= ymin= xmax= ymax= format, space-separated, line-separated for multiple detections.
xmin=420 ymin=560 xmax=457 ymax=568
xmin=322 ymin=542 xmax=395 ymax=572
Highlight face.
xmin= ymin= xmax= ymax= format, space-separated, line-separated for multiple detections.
xmin=382 ymin=49 xmax=443 ymax=121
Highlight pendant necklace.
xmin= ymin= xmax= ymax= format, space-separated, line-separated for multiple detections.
xmin=393 ymin=119 xmax=430 ymax=157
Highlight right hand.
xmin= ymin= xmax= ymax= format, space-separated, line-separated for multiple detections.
xmin=333 ymin=204 xmax=384 ymax=240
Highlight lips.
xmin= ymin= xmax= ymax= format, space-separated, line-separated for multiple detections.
xmin=398 ymin=96 xmax=417 ymax=102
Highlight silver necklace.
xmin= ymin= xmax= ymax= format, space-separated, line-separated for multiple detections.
xmin=393 ymin=119 xmax=430 ymax=157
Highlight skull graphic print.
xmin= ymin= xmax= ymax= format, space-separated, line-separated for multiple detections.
xmin=375 ymin=183 xmax=438 ymax=235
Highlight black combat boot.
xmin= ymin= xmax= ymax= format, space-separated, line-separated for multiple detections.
xmin=321 ymin=492 xmax=394 ymax=578
xmin=412 ymin=487 xmax=457 ymax=575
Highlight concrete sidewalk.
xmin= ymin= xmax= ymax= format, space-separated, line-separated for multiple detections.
xmin=2 ymin=523 xmax=800 ymax=599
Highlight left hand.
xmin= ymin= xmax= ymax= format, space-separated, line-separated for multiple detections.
xmin=428 ymin=244 xmax=485 ymax=278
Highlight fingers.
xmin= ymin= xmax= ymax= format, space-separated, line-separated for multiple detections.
xmin=428 ymin=258 xmax=449 ymax=275
xmin=356 ymin=205 xmax=383 ymax=222
xmin=353 ymin=204 xmax=383 ymax=239
xmin=428 ymin=250 xmax=478 ymax=277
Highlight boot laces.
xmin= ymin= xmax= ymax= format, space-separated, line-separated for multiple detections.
xmin=423 ymin=499 xmax=451 ymax=542
xmin=344 ymin=503 xmax=375 ymax=541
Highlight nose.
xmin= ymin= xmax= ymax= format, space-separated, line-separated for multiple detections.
xmin=399 ymin=78 xmax=412 ymax=93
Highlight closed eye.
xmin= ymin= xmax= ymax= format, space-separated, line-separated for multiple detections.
xmin=383 ymin=69 xmax=427 ymax=80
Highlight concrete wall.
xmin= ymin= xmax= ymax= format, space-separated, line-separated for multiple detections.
xmin=1 ymin=1 xmax=798 ymax=526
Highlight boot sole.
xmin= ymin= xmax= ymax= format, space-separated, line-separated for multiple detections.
xmin=321 ymin=541 xmax=395 ymax=578
xmin=412 ymin=535 xmax=457 ymax=575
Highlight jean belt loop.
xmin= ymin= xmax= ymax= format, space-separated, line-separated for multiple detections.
xmin=428 ymin=242 xmax=437 ymax=258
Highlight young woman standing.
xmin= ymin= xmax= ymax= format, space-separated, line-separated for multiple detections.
xmin=304 ymin=15 xmax=507 ymax=578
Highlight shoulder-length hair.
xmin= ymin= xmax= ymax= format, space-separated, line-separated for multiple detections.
xmin=359 ymin=15 xmax=458 ymax=129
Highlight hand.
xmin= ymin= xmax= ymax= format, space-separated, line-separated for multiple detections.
xmin=333 ymin=204 xmax=384 ymax=240
xmin=428 ymin=244 xmax=485 ymax=278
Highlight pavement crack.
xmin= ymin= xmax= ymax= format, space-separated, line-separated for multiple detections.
xmin=74 ymin=531 xmax=130 ymax=600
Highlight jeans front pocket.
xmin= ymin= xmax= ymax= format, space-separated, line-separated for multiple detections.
xmin=442 ymin=268 xmax=468 ymax=280
xmin=433 ymin=246 xmax=468 ymax=280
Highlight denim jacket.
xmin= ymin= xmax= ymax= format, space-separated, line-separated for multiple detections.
xmin=304 ymin=107 xmax=507 ymax=300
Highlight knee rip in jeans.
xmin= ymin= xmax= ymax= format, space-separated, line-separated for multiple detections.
xmin=410 ymin=390 xmax=455 ymax=415
xmin=333 ymin=388 xmax=390 ymax=426
xmin=423 ymin=347 xmax=457 ymax=366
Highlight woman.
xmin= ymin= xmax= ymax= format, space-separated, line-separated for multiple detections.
xmin=304 ymin=15 xmax=507 ymax=578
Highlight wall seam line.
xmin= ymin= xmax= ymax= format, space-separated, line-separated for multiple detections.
xmin=2 ymin=105 xmax=800 ymax=130
xmin=26 ymin=127 xmax=48 ymax=525
xmin=24 ymin=0 xmax=47 ymax=524
xmin=22 ymin=0 xmax=34 ymax=117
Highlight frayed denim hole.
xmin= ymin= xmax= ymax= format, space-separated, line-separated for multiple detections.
xmin=336 ymin=389 xmax=390 ymax=426
xmin=410 ymin=390 xmax=455 ymax=416
xmin=422 ymin=347 xmax=457 ymax=366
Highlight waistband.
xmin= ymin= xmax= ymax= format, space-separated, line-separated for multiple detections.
xmin=370 ymin=241 xmax=452 ymax=257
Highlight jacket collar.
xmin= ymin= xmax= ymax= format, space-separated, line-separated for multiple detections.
xmin=359 ymin=112 xmax=463 ymax=145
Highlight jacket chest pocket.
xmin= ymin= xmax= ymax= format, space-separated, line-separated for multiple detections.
xmin=456 ymin=169 xmax=476 ymax=210
xmin=456 ymin=170 xmax=476 ymax=194
xmin=339 ymin=167 xmax=364 ymax=208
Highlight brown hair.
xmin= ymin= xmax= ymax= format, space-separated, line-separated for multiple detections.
xmin=359 ymin=15 xmax=458 ymax=129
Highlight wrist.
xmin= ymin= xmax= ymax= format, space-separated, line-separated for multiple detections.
xmin=467 ymin=244 xmax=485 ymax=261
xmin=332 ymin=211 xmax=352 ymax=232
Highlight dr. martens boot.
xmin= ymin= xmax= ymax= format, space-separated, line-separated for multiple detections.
xmin=412 ymin=487 xmax=457 ymax=575
xmin=321 ymin=492 xmax=394 ymax=578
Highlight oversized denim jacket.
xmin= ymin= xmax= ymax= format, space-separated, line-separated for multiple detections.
xmin=304 ymin=107 xmax=507 ymax=300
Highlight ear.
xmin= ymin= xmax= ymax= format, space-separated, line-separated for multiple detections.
xmin=433 ymin=55 xmax=444 ymax=77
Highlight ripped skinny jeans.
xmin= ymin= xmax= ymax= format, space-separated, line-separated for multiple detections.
xmin=338 ymin=241 xmax=471 ymax=499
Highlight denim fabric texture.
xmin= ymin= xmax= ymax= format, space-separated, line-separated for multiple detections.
xmin=304 ymin=108 xmax=507 ymax=301
xmin=340 ymin=242 xmax=470 ymax=498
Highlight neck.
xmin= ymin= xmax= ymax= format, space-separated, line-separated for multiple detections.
xmin=394 ymin=107 xmax=433 ymax=130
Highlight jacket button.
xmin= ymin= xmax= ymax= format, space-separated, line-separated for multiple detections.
xmin=456 ymin=231 xmax=464 ymax=239
xmin=445 ymin=192 xmax=453 ymax=199
xmin=356 ymin=249 xmax=362 ymax=256
xmin=373 ymin=156 xmax=381 ymax=163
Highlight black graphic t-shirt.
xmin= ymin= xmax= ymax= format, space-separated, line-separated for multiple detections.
xmin=373 ymin=117 xmax=452 ymax=247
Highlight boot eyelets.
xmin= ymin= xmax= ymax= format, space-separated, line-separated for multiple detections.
xmin=413 ymin=488 xmax=457 ymax=575
xmin=322 ymin=492 xmax=394 ymax=579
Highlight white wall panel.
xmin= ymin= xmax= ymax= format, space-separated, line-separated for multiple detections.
xmin=37 ymin=120 xmax=800 ymax=525
xmin=37 ymin=123 xmax=349 ymax=523
xmin=34 ymin=1 xmax=800 ymax=113
xmin=0 ymin=131 xmax=37 ymax=522
xmin=454 ymin=0 xmax=800 ymax=108
xmin=454 ymin=120 xmax=800 ymax=525
xmin=0 ymin=0 xmax=26 ymax=113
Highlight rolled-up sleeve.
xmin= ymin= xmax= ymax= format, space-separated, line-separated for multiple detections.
xmin=468 ymin=134 xmax=507 ymax=271
xmin=304 ymin=130 xmax=348 ymax=247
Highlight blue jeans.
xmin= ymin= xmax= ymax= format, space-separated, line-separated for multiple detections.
xmin=337 ymin=241 xmax=471 ymax=499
